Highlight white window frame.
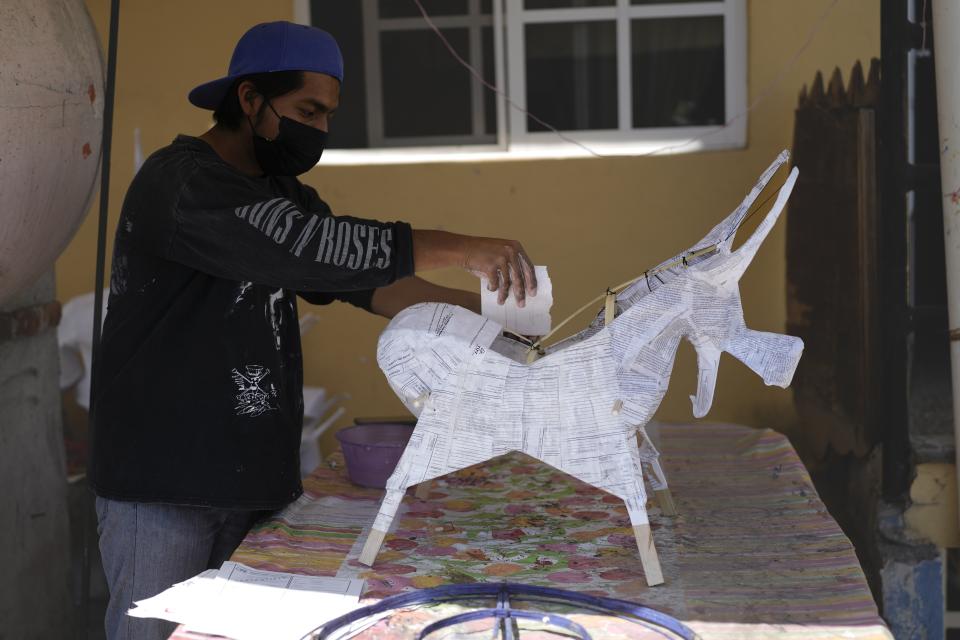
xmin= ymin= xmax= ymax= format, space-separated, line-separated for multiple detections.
xmin=507 ymin=0 xmax=746 ymax=152
xmin=295 ymin=0 xmax=746 ymax=164
xmin=361 ymin=0 xmax=506 ymax=149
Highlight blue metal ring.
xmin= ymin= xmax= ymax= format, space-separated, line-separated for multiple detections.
xmin=417 ymin=608 xmax=593 ymax=640
xmin=303 ymin=582 xmax=698 ymax=640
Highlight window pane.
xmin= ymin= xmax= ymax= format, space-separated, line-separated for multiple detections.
xmin=481 ymin=0 xmax=493 ymax=13
xmin=631 ymin=16 xmax=725 ymax=128
xmin=380 ymin=29 xmax=473 ymax=137
xmin=482 ymin=26 xmax=497 ymax=135
xmin=525 ymin=21 xmax=618 ymax=132
xmin=631 ymin=0 xmax=715 ymax=4
xmin=378 ymin=0 xmax=468 ymax=18
xmin=311 ymin=0 xmax=367 ymax=148
xmin=525 ymin=0 xmax=614 ymax=8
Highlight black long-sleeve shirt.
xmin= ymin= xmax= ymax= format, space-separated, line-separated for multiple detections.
xmin=90 ymin=135 xmax=413 ymax=508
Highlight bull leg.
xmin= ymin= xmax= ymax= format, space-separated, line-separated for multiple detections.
xmin=360 ymin=412 xmax=496 ymax=565
xmin=649 ymin=463 xmax=678 ymax=516
xmin=561 ymin=446 xmax=664 ymax=586
xmin=358 ymin=488 xmax=405 ymax=566
xmin=619 ymin=446 xmax=664 ymax=586
xmin=637 ymin=425 xmax=677 ymax=516
xmin=359 ymin=429 xmax=430 ymax=566
xmin=621 ymin=488 xmax=664 ymax=587
xmin=630 ymin=519 xmax=664 ymax=587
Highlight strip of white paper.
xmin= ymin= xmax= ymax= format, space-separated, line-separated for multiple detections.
xmin=280 ymin=495 xmax=380 ymax=528
xmin=128 ymin=561 xmax=364 ymax=640
xmin=480 ymin=265 xmax=553 ymax=336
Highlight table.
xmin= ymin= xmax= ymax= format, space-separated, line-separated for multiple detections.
xmin=173 ymin=423 xmax=893 ymax=639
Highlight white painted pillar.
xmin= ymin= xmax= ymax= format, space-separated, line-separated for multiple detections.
xmin=0 ymin=272 xmax=72 ymax=637
xmin=932 ymin=0 xmax=960 ymax=527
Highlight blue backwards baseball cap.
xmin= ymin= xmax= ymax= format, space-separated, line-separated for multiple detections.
xmin=188 ymin=21 xmax=343 ymax=110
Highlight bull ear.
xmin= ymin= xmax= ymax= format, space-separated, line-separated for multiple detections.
xmin=704 ymin=166 xmax=799 ymax=288
xmin=692 ymin=150 xmax=792 ymax=250
xmin=694 ymin=167 xmax=798 ymax=291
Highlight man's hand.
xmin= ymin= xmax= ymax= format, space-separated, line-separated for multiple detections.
xmin=413 ymin=230 xmax=538 ymax=306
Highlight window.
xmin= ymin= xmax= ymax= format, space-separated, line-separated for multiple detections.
xmin=301 ymin=0 xmax=746 ymax=158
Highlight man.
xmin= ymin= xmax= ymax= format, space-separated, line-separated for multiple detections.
xmin=90 ymin=21 xmax=537 ymax=640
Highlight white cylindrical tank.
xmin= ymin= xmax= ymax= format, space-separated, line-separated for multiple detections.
xmin=0 ymin=0 xmax=104 ymax=306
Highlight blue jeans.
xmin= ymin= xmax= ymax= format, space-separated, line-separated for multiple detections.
xmin=95 ymin=497 xmax=265 ymax=640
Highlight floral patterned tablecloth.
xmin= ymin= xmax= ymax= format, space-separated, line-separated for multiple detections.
xmin=173 ymin=422 xmax=892 ymax=639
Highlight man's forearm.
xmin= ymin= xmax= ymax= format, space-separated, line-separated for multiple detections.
xmin=412 ymin=229 xmax=537 ymax=306
xmin=370 ymin=276 xmax=480 ymax=319
xmin=411 ymin=230 xmax=465 ymax=271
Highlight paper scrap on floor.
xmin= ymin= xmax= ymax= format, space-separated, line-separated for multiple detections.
xmin=128 ymin=561 xmax=364 ymax=640
xmin=480 ymin=265 xmax=552 ymax=336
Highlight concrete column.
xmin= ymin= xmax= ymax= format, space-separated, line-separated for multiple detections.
xmin=0 ymin=271 xmax=72 ymax=638
xmin=933 ymin=0 xmax=960 ymax=533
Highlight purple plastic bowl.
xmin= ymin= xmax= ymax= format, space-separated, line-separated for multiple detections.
xmin=335 ymin=423 xmax=415 ymax=488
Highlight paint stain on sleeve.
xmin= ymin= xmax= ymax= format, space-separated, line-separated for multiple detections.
xmin=87 ymin=84 xmax=96 ymax=103
xmin=82 ymin=143 xmax=92 ymax=159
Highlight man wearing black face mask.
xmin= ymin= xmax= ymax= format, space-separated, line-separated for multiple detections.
xmin=90 ymin=21 xmax=538 ymax=640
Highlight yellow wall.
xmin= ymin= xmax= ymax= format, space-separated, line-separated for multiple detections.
xmin=67 ymin=1 xmax=880 ymax=451
xmin=905 ymin=463 xmax=960 ymax=549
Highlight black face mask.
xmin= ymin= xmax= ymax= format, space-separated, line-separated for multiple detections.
xmin=250 ymin=101 xmax=327 ymax=177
